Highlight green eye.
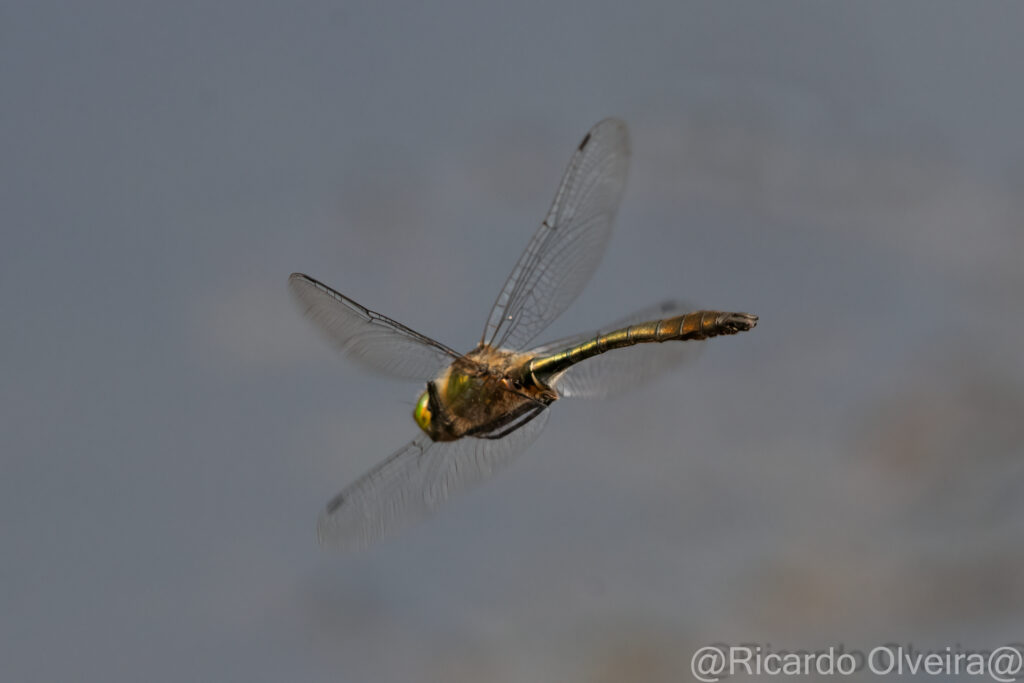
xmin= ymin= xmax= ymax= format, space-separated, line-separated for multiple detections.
xmin=413 ymin=391 xmax=432 ymax=433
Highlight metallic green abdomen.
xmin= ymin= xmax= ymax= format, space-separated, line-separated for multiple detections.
xmin=527 ymin=310 xmax=758 ymax=387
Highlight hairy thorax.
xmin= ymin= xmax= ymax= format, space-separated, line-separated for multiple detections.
xmin=425 ymin=345 xmax=557 ymax=442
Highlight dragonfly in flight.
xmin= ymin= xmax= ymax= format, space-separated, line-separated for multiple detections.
xmin=290 ymin=118 xmax=757 ymax=550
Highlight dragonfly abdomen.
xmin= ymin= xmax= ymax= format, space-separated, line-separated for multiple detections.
xmin=527 ymin=310 xmax=758 ymax=388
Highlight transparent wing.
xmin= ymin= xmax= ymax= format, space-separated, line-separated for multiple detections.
xmin=289 ymin=273 xmax=461 ymax=381
xmin=483 ymin=118 xmax=630 ymax=350
xmin=317 ymin=409 xmax=550 ymax=550
xmin=529 ymin=301 xmax=704 ymax=398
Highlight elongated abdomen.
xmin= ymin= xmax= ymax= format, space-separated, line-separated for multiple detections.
xmin=527 ymin=310 xmax=757 ymax=387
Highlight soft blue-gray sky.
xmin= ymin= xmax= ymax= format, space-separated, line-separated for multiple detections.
xmin=3 ymin=2 xmax=1023 ymax=681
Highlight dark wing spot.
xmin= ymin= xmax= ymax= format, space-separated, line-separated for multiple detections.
xmin=577 ymin=132 xmax=591 ymax=151
xmin=325 ymin=491 xmax=346 ymax=515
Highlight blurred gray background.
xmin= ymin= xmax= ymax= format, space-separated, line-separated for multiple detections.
xmin=3 ymin=2 xmax=1023 ymax=681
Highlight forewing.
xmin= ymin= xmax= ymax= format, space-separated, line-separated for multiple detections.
xmin=483 ymin=118 xmax=630 ymax=350
xmin=530 ymin=301 xmax=704 ymax=398
xmin=316 ymin=409 xmax=550 ymax=550
xmin=289 ymin=273 xmax=460 ymax=381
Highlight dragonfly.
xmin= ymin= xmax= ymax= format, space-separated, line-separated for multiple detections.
xmin=290 ymin=118 xmax=757 ymax=550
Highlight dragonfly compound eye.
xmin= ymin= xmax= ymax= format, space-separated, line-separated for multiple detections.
xmin=413 ymin=391 xmax=432 ymax=433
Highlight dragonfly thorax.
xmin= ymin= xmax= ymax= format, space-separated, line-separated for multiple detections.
xmin=412 ymin=347 xmax=556 ymax=442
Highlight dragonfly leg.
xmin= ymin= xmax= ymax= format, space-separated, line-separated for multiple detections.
xmin=468 ymin=403 xmax=547 ymax=440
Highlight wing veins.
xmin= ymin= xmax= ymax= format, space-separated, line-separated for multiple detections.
xmin=482 ymin=119 xmax=629 ymax=350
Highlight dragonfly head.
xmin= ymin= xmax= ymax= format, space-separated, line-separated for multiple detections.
xmin=413 ymin=390 xmax=432 ymax=435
